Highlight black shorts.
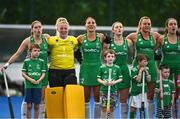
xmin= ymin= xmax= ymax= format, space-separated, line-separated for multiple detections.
xmin=48 ymin=69 xmax=77 ymax=87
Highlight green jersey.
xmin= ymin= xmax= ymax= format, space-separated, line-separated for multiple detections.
xmin=110 ymin=38 xmax=129 ymax=65
xmin=130 ymin=66 xmax=149 ymax=96
xmin=29 ymin=35 xmax=49 ymax=86
xmin=133 ymin=32 xmax=157 ymax=83
xmin=160 ymin=35 xmax=180 ymax=74
xmin=155 ymin=79 xmax=175 ymax=107
xmin=80 ymin=33 xmax=103 ymax=86
xmin=110 ymin=38 xmax=130 ymax=89
xmin=97 ymin=64 xmax=122 ymax=93
xmin=30 ymin=35 xmax=48 ymax=63
xmin=22 ymin=58 xmax=46 ymax=88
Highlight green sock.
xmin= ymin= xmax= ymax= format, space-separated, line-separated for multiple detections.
xmin=130 ymin=112 xmax=135 ymax=119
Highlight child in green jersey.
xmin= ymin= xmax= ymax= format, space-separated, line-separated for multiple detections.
xmin=97 ymin=49 xmax=122 ymax=118
xmin=127 ymin=16 xmax=161 ymax=118
xmin=1 ymin=21 xmax=49 ymax=118
xmin=22 ymin=43 xmax=46 ymax=118
xmin=130 ymin=54 xmax=151 ymax=118
xmin=155 ymin=65 xmax=175 ymax=118
xmin=110 ymin=21 xmax=133 ymax=118
xmin=155 ymin=18 xmax=180 ymax=118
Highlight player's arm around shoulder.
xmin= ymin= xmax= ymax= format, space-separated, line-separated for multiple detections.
xmin=44 ymin=34 xmax=50 ymax=41
xmin=154 ymin=34 xmax=164 ymax=51
xmin=77 ymin=34 xmax=84 ymax=45
xmin=47 ymin=36 xmax=58 ymax=45
xmin=99 ymin=33 xmax=111 ymax=49
xmin=126 ymin=32 xmax=138 ymax=44
xmin=69 ymin=36 xmax=79 ymax=51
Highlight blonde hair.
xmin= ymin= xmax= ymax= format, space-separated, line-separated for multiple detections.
xmin=137 ymin=16 xmax=151 ymax=32
xmin=31 ymin=20 xmax=42 ymax=35
xmin=85 ymin=17 xmax=96 ymax=24
xmin=55 ymin=17 xmax=69 ymax=36
xmin=112 ymin=21 xmax=123 ymax=31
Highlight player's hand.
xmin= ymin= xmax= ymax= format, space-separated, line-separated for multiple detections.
xmin=1 ymin=63 xmax=9 ymax=72
xmin=31 ymin=79 xmax=38 ymax=84
xmin=171 ymin=100 xmax=174 ymax=106
xmin=109 ymin=80 xmax=115 ymax=86
xmin=103 ymin=80 xmax=108 ymax=86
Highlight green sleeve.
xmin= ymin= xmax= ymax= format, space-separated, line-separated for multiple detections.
xmin=131 ymin=67 xmax=138 ymax=80
xmin=155 ymin=80 xmax=160 ymax=90
xmin=169 ymin=80 xmax=175 ymax=94
xmin=118 ymin=67 xmax=123 ymax=79
xmin=97 ymin=66 xmax=103 ymax=79
xmin=41 ymin=60 xmax=46 ymax=73
xmin=22 ymin=61 xmax=27 ymax=72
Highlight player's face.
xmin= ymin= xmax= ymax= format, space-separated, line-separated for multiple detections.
xmin=105 ymin=53 xmax=115 ymax=64
xmin=85 ymin=18 xmax=96 ymax=32
xmin=57 ymin=23 xmax=69 ymax=39
xmin=167 ymin=19 xmax=178 ymax=34
xmin=139 ymin=59 xmax=148 ymax=67
xmin=113 ymin=23 xmax=124 ymax=36
xmin=31 ymin=48 xmax=40 ymax=58
xmin=140 ymin=19 xmax=151 ymax=33
xmin=161 ymin=68 xmax=170 ymax=79
xmin=32 ymin=22 xmax=42 ymax=36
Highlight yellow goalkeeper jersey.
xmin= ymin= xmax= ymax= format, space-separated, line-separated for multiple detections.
xmin=48 ymin=36 xmax=78 ymax=69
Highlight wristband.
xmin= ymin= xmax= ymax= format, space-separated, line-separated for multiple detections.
xmin=4 ymin=62 xmax=10 ymax=68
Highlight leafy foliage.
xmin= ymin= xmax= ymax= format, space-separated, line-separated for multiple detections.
xmin=0 ymin=0 xmax=179 ymax=26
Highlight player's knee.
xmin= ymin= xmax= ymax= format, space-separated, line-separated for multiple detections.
xmin=34 ymin=104 xmax=39 ymax=111
xmin=27 ymin=104 xmax=32 ymax=111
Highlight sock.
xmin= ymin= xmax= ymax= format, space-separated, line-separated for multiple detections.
xmin=21 ymin=101 xmax=27 ymax=118
xmin=85 ymin=102 xmax=90 ymax=118
xmin=172 ymin=100 xmax=178 ymax=118
xmin=130 ymin=112 xmax=135 ymax=118
xmin=101 ymin=110 xmax=106 ymax=119
xmin=38 ymin=101 xmax=45 ymax=118
xmin=121 ymin=103 xmax=128 ymax=118
xmin=94 ymin=102 xmax=101 ymax=118
xmin=148 ymin=100 xmax=154 ymax=118
xmin=110 ymin=112 xmax=114 ymax=119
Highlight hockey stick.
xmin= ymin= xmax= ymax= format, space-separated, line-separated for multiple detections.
xmin=140 ymin=70 xmax=146 ymax=118
xmin=106 ymin=68 xmax=112 ymax=119
xmin=172 ymin=73 xmax=177 ymax=118
xmin=159 ymin=70 xmax=164 ymax=118
xmin=3 ymin=70 xmax=14 ymax=118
